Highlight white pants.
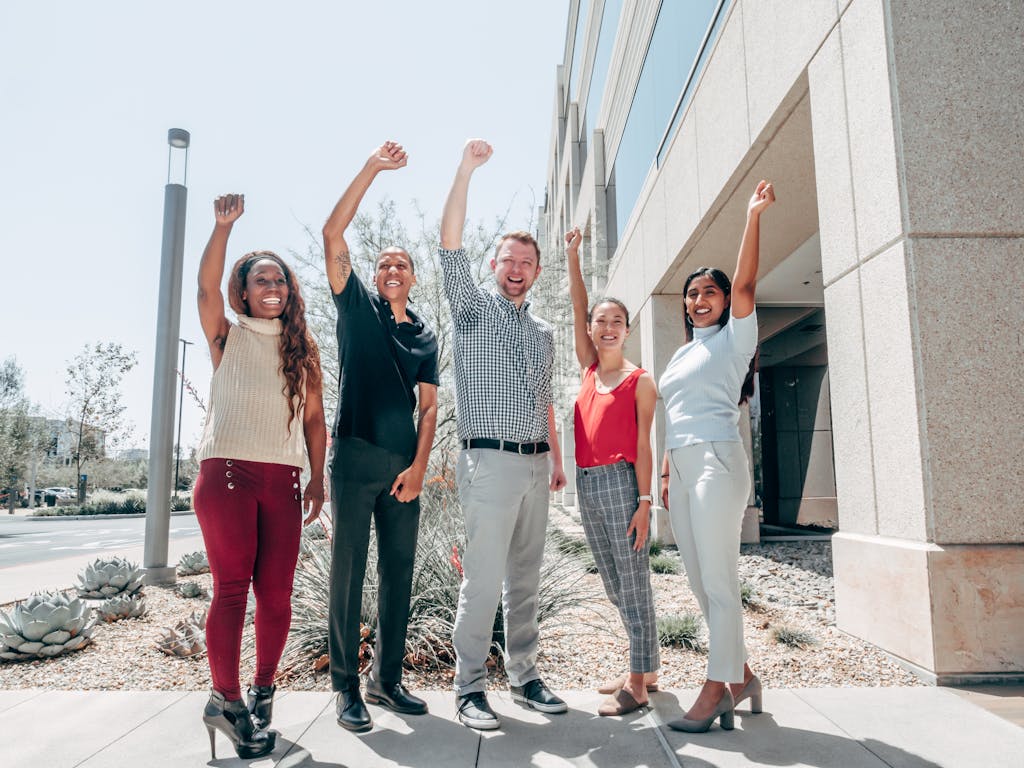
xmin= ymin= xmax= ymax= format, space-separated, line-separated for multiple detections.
xmin=452 ymin=448 xmax=550 ymax=696
xmin=667 ymin=441 xmax=750 ymax=683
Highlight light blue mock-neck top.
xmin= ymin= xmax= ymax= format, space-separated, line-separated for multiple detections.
xmin=658 ymin=310 xmax=758 ymax=449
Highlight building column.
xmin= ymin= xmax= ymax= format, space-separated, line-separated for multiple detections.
xmin=809 ymin=0 xmax=1024 ymax=682
xmin=637 ymin=294 xmax=683 ymax=545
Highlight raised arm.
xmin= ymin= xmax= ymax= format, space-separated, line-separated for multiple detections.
xmin=731 ymin=180 xmax=776 ymax=320
xmin=565 ymin=226 xmax=597 ymax=371
xmin=440 ymin=139 xmax=492 ymax=250
xmin=198 ymin=194 xmax=243 ymax=369
xmin=323 ymin=141 xmax=408 ymax=294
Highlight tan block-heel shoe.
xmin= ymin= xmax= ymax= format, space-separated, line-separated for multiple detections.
xmin=667 ymin=689 xmax=735 ymax=733
xmin=733 ymin=675 xmax=763 ymax=714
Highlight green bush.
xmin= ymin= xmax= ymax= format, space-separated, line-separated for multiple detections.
xmin=740 ymin=580 xmax=758 ymax=608
xmin=648 ymin=538 xmax=664 ymax=557
xmin=275 ymin=471 xmax=603 ymax=677
xmin=547 ymin=528 xmax=597 ymax=574
xmin=649 ymin=553 xmax=679 ymax=574
xmin=657 ymin=613 xmax=705 ymax=652
xmin=771 ymin=624 xmax=819 ymax=649
xmin=31 ymin=491 xmax=191 ymax=516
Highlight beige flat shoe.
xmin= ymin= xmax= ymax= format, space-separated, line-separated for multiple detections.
xmin=598 ymin=688 xmax=647 ymax=717
xmin=596 ymin=673 xmax=659 ymax=695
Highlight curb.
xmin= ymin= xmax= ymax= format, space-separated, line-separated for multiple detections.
xmin=0 ymin=510 xmax=196 ymax=522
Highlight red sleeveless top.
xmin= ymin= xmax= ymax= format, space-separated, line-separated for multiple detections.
xmin=573 ymin=363 xmax=644 ymax=468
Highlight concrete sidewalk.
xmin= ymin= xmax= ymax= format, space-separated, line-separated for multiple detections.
xmin=1 ymin=687 xmax=1021 ymax=767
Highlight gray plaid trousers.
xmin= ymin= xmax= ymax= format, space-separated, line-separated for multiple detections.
xmin=576 ymin=461 xmax=660 ymax=673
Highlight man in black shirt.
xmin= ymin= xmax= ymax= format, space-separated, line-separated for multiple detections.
xmin=323 ymin=141 xmax=439 ymax=732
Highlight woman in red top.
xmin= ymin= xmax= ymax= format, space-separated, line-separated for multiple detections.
xmin=566 ymin=227 xmax=659 ymax=717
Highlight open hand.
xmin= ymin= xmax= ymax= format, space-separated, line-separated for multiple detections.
xmin=369 ymin=141 xmax=408 ymax=172
xmin=302 ymin=477 xmax=325 ymax=525
xmin=748 ymin=180 xmax=776 ymax=217
xmin=565 ymin=226 xmax=582 ymax=255
xmin=626 ymin=505 xmax=651 ymax=552
xmin=213 ymin=194 xmax=244 ymax=226
xmin=460 ymin=139 xmax=493 ymax=171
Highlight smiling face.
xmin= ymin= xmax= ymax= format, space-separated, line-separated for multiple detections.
xmin=242 ymin=258 xmax=290 ymax=319
xmin=491 ymin=238 xmax=541 ymax=304
xmin=684 ymin=274 xmax=730 ymax=328
xmin=588 ymin=300 xmax=630 ymax=351
xmin=375 ymin=247 xmax=415 ymax=303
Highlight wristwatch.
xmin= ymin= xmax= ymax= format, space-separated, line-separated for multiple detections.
xmin=638 ymin=494 xmax=654 ymax=503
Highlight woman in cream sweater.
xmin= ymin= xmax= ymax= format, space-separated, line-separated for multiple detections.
xmin=195 ymin=193 xmax=326 ymax=760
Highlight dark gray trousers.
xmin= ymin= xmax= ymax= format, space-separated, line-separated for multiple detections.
xmin=328 ymin=437 xmax=420 ymax=691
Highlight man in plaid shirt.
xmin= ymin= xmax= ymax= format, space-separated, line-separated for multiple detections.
xmin=439 ymin=139 xmax=568 ymax=731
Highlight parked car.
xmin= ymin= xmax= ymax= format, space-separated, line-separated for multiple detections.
xmin=43 ymin=486 xmax=76 ymax=499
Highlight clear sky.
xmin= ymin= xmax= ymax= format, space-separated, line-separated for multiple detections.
xmin=2 ymin=0 xmax=569 ymax=453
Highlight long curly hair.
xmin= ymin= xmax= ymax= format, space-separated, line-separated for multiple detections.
xmin=227 ymin=251 xmax=321 ymax=429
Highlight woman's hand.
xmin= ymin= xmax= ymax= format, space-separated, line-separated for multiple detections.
xmin=627 ymin=503 xmax=651 ymax=552
xmin=214 ymin=194 xmax=245 ymax=226
xmin=302 ymin=476 xmax=325 ymax=525
xmin=660 ymin=475 xmax=670 ymax=510
xmin=747 ymin=180 xmax=775 ymax=218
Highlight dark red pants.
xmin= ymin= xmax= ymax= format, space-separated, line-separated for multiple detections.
xmin=193 ymin=457 xmax=303 ymax=700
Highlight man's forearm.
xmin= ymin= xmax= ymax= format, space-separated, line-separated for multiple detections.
xmin=441 ymin=167 xmax=473 ymax=250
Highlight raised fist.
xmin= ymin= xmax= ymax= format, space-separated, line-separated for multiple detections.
xmin=214 ymin=194 xmax=244 ymax=225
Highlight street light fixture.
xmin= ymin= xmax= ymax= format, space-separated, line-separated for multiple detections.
xmin=144 ymin=128 xmax=190 ymax=586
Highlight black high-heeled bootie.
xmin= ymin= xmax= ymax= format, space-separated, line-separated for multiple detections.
xmin=247 ymin=683 xmax=276 ymax=730
xmin=203 ymin=690 xmax=276 ymax=759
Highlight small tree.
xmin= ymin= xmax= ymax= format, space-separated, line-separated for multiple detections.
xmin=0 ymin=358 xmax=49 ymax=511
xmin=64 ymin=343 xmax=138 ymax=488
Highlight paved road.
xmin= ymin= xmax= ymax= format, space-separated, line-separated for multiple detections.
xmin=0 ymin=514 xmax=201 ymax=568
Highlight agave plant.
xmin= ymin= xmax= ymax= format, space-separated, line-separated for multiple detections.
xmin=177 ymin=581 xmax=207 ymax=599
xmin=155 ymin=609 xmax=207 ymax=657
xmin=0 ymin=591 xmax=97 ymax=661
xmin=177 ymin=550 xmax=210 ymax=576
xmin=96 ymin=594 xmax=147 ymax=622
xmin=75 ymin=556 xmax=144 ymax=599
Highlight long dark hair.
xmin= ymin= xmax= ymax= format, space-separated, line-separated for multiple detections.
xmin=682 ymin=266 xmax=757 ymax=406
xmin=227 ymin=251 xmax=322 ymax=428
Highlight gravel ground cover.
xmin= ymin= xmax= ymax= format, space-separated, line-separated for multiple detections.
xmin=0 ymin=538 xmax=920 ymax=691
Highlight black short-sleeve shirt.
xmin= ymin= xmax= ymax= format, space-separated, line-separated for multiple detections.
xmin=332 ymin=273 xmax=439 ymax=460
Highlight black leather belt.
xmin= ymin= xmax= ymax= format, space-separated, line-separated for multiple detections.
xmin=461 ymin=438 xmax=550 ymax=455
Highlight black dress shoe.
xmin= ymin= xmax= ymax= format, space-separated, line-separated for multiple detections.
xmin=510 ymin=679 xmax=568 ymax=714
xmin=365 ymin=678 xmax=428 ymax=715
xmin=336 ymin=688 xmax=372 ymax=732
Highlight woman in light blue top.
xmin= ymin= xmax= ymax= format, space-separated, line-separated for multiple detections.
xmin=658 ymin=180 xmax=775 ymax=733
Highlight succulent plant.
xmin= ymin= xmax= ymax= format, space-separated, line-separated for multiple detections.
xmin=96 ymin=594 xmax=147 ymax=622
xmin=75 ymin=556 xmax=145 ymax=599
xmin=177 ymin=550 xmax=210 ymax=576
xmin=177 ymin=581 xmax=207 ymax=599
xmin=0 ymin=591 xmax=97 ymax=661
xmin=155 ymin=609 xmax=207 ymax=657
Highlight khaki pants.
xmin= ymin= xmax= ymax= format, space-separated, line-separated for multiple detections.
xmin=452 ymin=448 xmax=550 ymax=696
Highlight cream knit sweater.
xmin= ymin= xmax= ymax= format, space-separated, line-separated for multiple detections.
xmin=196 ymin=315 xmax=307 ymax=469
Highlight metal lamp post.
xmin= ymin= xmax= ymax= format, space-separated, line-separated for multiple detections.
xmin=173 ymin=338 xmax=193 ymax=495
xmin=144 ymin=128 xmax=190 ymax=585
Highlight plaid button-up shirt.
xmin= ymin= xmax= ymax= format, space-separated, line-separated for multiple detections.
xmin=439 ymin=247 xmax=554 ymax=443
